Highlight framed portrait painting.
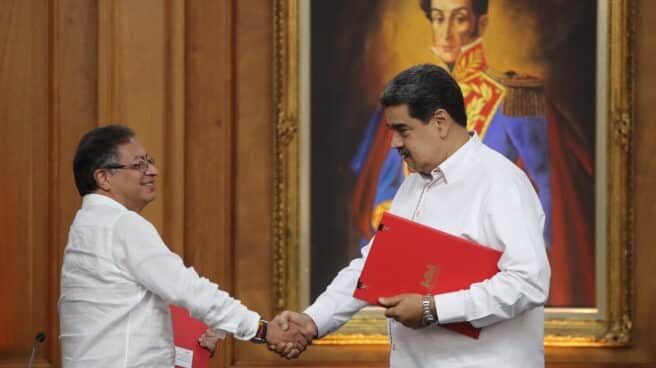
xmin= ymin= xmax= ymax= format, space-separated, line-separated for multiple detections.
xmin=273 ymin=0 xmax=633 ymax=346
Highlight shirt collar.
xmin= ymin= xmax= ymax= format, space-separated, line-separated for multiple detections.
xmin=427 ymin=131 xmax=481 ymax=184
xmin=82 ymin=193 xmax=128 ymax=211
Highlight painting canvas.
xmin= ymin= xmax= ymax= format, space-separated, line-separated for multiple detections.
xmin=309 ymin=0 xmax=596 ymax=308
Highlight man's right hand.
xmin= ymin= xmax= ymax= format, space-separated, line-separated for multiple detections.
xmin=268 ymin=311 xmax=318 ymax=359
xmin=265 ymin=317 xmax=311 ymax=359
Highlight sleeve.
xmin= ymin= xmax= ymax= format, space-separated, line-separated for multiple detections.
xmin=111 ymin=211 xmax=260 ymax=340
xmin=303 ymin=242 xmax=372 ymax=337
xmin=435 ymin=174 xmax=551 ymax=328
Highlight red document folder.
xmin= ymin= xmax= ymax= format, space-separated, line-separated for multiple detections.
xmin=353 ymin=212 xmax=502 ymax=339
xmin=169 ymin=305 xmax=210 ymax=368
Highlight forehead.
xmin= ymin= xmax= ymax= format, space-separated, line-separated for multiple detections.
xmin=384 ymin=105 xmax=419 ymax=126
xmin=384 ymin=105 xmax=410 ymax=125
xmin=430 ymin=0 xmax=473 ymax=11
xmin=116 ymin=138 xmax=147 ymax=161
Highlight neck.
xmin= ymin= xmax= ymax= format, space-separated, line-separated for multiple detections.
xmin=93 ymin=190 xmax=144 ymax=213
xmin=445 ymin=127 xmax=471 ymax=156
xmin=429 ymin=127 xmax=470 ymax=171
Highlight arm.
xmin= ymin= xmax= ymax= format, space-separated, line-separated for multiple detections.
xmin=435 ymin=174 xmax=551 ymax=328
xmin=112 ymin=212 xmax=259 ymax=340
xmin=302 ymin=243 xmax=372 ymax=337
xmin=266 ymin=242 xmax=374 ymax=359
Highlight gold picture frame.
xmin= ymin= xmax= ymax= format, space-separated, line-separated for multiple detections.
xmin=273 ymin=0 xmax=634 ymax=347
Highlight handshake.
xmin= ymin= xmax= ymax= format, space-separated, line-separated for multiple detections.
xmin=265 ymin=311 xmax=318 ymax=359
xmin=199 ymin=294 xmax=426 ymax=359
xmin=261 ymin=294 xmax=427 ymax=359
xmin=197 ymin=311 xmax=316 ymax=359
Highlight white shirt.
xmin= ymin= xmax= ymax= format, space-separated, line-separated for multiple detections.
xmin=305 ymin=133 xmax=550 ymax=368
xmin=59 ymin=194 xmax=260 ymax=368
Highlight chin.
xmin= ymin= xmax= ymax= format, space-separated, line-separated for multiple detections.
xmin=443 ymin=55 xmax=458 ymax=64
xmin=437 ymin=50 xmax=459 ymax=64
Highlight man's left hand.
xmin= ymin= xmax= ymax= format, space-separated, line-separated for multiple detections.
xmin=198 ymin=328 xmax=222 ymax=357
xmin=379 ymin=293 xmax=426 ymax=329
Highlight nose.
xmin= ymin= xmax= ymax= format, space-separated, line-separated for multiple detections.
xmin=390 ymin=131 xmax=403 ymax=148
xmin=146 ymin=162 xmax=159 ymax=176
xmin=441 ymin=19 xmax=454 ymax=42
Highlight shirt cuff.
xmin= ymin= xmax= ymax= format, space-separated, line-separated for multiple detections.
xmin=232 ymin=311 xmax=261 ymax=341
xmin=435 ymin=291 xmax=467 ymax=324
xmin=303 ymin=302 xmax=336 ymax=338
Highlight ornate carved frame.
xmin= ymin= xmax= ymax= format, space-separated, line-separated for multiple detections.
xmin=273 ymin=0 xmax=634 ymax=346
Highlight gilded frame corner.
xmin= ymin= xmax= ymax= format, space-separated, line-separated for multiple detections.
xmin=273 ymin=0 xmax=634 ymax=347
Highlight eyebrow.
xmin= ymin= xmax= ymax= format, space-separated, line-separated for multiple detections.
xmin=131 ymin=154 xmax=151 ymax=162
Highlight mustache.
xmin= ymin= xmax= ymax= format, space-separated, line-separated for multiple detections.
xmin=397 ymin=147 xmax=410 ymax=157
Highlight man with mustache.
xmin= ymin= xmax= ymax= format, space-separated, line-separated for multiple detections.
xmin=272 ymin=64 xmax=550 ymax=367
xmin=59 ymin=125 xmax=307 ymax=367
xmin=351 ymin=0 xmax=594 ymax=307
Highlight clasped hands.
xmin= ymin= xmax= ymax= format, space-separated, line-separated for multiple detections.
xmin=267 ymin=311 xmax=317 ymax=359
xmin=265 ymin=293 xmax=429 ymax=360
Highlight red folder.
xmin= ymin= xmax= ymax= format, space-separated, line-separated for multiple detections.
xmin=169 ymin=305 xmax=210 ymax=368
xmin=353 ymin=212 xmax=502 ymax=339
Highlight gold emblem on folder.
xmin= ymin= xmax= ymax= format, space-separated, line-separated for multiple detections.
xmin=420 ymin=264 xmax=439 ymax=290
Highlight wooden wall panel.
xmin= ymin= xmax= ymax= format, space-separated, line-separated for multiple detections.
xmin=0 ymin=0 xmax=50 ymax=365
xmin=48 ymin=0 xmax=99 ymax=365
xmin=97 ymin=0 xmax=185 ymax=252
xmin=232 ymin=0 xmax=277 ymax=364
xmin=184 ymin=1 xmax=235 ymax=366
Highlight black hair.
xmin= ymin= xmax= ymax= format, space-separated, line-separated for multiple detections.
xmin=379 ymin=64 xmax=467 ymax=127
xmin=420 ymin=0 xmax=489 ymax=20
xmin=73 ymin=125 xmax=135 ymax=196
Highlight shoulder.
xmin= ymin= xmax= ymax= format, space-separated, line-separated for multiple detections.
xmin=476 ymin=144 xmax=534 ymax=193
xmin=113 ymin=210 xmax=158 ymax=237
xmin=486 ymin=69 xmax=545 ymax=117
xmin=488 ymin=69 xmax=544 ymax=89
xmin=474 ymin=146 xmax=543 ymax=218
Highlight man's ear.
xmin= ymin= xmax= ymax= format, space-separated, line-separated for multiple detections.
xmin=94 ymin=169 xmax=111 ymax=192
xmin=433 ymin=109 xmax=452 ymax=138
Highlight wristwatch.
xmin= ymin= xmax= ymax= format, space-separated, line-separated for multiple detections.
xmin=250 ymin=319 xmax=268 ymax=344
xmin=422 ymin=295 xmax=436 ymax=326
